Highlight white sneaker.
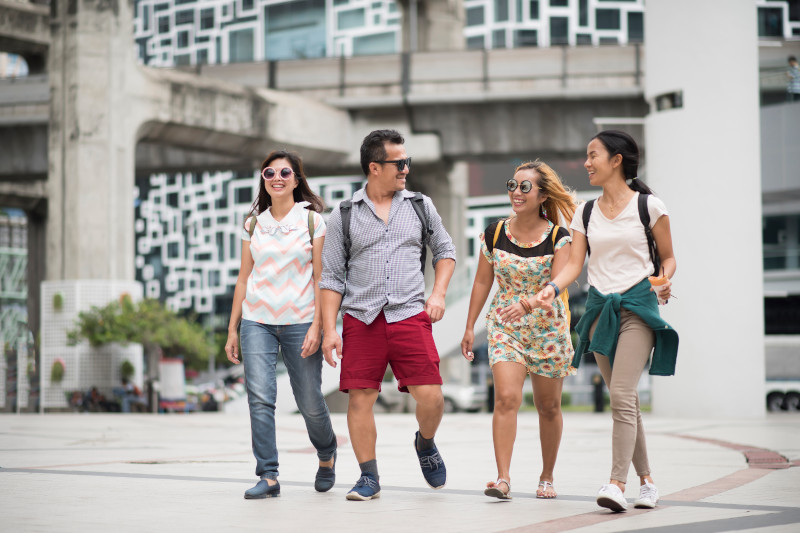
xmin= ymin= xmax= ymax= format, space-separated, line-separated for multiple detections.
xmin=596 ymin=483 xmax=628 ymax=512
xmin=634 ymin=481 xmax=659 ymax=509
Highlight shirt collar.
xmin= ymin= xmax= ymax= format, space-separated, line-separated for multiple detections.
xmin=351 ymin=188 xmax=415 ymax=203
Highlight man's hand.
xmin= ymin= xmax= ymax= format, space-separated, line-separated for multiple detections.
xmin=322 ymin=330 xmax=343 ymax=368
xmin=425 ymin=292 xmax=446 ymax=323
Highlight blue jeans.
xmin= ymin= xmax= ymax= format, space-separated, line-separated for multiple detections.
xmin=240 ymin=319 xmax=337 ymax=480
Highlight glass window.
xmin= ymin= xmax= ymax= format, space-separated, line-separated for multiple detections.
xmin=200 ymin=9 xmax=214 ymax=30
xmin=197 ymin=49 xmax=208 ymax=65
xmin=495 ymin=0 xmax=509 ymax=22
xmin=529 ymin=0 xmax=539 ymax=20
xmin=550 ymin=0 xmax=567 ymax=6
xmin=467 ymin=6 xmax=485 ymax=26
xmin=338 ymin=8 xmax=365 ymax=30
xmin=467 ymin=35 xmax=485 ymax=50
xmin=628 ymin=11 xmax=644 ymax=43
xmin=514 ymin=29 xmax=538 ymax=47
xmin=576 ymin=33 xmax=592 ymax=45
xmin=142 ymin=5 xmax=150 ymax=31
xmin=492 ymin=29 xmax=506 ymax=48
xmin=550 ymin=17 xmax=568 ymax=45
xmin=758 ymin=7 xmax=784 ymax=37
xmin=229 ymin=28 xmax=254 ymax=62
xmin=764 ymin=214 xmax=800 ymax=270
xmin=596 ymin=9 xmax=620 ymax=30
xmin=599 ymin=36 xmax=618 ymax=45
xmin=266 ymin=0 xmax=326 ymax=60
xmin=175 ymin=10 xmax=193 ymax=25
xmin=242 ymin=0 xmax=255 ymax=11
xmin=158 ymin=17 xmax=169 ymax=34
xmin=579 ymin=0 xmax=588 ymax=26
xmin=353 ymin=31 xmax=397 ymax=55
xmin=177 ymin=31 xmax=189 ymax=48
xmin=174 ymin=54 xmax=190 ymax=66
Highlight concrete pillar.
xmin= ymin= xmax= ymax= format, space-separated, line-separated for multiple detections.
xmin=399 ymin=0 xmax=465 ymax=53
xmin=47 ymin=0 xmax=139 ymax=281
xmin=646 ymin=0 xmax=765 ymax=417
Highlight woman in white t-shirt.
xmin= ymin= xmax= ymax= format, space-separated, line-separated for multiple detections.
xmin=533 ymin=130 xmax=678 ymax=513
xmin=225 ymin=150 xmax=337 ymax=500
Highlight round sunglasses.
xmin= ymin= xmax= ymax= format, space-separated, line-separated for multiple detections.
xmin=506 ymin=179 xmax=540 ymax=193
xmin=262 ymin=167 xmax=296 ymax=180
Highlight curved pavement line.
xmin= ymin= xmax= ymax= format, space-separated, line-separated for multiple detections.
xmin=499 ymin=432 xmax=797 ymax=533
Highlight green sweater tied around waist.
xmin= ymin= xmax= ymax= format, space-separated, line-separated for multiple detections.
xmin=573 ymin=278 xmax=679 ymax=376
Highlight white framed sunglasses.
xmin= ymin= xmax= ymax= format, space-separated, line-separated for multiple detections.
xmin=262 ymin=167 xmax=296 ymax=180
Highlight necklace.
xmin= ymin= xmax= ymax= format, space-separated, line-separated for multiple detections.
xmin=602 ymin=193 xmax=631 ymax=215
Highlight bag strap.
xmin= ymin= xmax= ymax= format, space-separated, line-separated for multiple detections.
xmin=582 ymin=199 xmax=595 ymax=256
xmin=340 ymin=200 xmax=353 ymax=271
xmin=550 ymin=224 xmax=571 ymax=324
xmin=247 ymin=216 xmax=257 ymax=237
xmin=637 ymin=193 xmax=661 ymax=276
xmin=308 ymin=209 xmax=315 ymax=241
xmin=409 ymin=192 xmax=432 ymax=273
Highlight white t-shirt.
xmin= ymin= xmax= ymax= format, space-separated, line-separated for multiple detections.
xmin=569 ymin=192 xmax=668 ymax=294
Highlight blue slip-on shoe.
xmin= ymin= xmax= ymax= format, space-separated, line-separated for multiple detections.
xmin=345 ymin=472 xmax=381 ymax=501
xmin=315 ymin=450 xmax=336 ymax=493
xmin=244 ymin=479 xmax=280 ymax=499
xmin=414 ymin=431 xmax=446 ymax=489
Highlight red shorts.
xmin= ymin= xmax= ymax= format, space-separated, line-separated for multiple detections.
xmin=340 ymin=311 xmax=442 ymax=393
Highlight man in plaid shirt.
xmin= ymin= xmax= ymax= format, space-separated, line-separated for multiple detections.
xmin=321 ymin=129 xmax=456 ymax=501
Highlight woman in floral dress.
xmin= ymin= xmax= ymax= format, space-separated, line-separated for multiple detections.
xmin=461 ymin=160 xmax=577 ymax=500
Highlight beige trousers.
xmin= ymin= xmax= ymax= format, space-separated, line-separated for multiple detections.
xmin=590 ymin=308 xmax=654 ymax=483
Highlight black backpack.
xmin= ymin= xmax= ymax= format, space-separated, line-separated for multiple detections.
xmin=340 ymin=192 xmax=432 ymax=273
xmin=582 ymin=193 xmax=661 ymax=276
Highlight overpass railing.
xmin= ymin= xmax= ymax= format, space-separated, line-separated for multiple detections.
xmin=185 ymin=45 xmax=645 ymax=107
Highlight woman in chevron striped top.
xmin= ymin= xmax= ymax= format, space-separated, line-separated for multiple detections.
xmin=225 ymin=150 xmax=337 ymax=500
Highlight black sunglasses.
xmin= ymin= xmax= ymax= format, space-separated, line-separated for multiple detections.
xmin=374 ymin=158 xmax=412 ymax=171
xmin=506 ymin=179 xmax=539 ymax=193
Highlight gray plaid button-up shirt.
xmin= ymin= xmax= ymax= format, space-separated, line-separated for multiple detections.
xmin=320 ymin=188 xmax=456 ymax=325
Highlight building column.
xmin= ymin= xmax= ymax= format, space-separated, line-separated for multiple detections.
xmin=47 ymin=0 xmax=139 ymax=281
xmin=646 ymin=0 xmax=765 ymax=417
xmin=399 ymin=0 xmax=465 ymax=53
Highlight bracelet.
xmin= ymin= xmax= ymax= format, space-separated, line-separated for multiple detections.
xmin=519 ymin=298 xmax=532 ymax=314
xmin=546 ymin=282 xmax=560 ymax=298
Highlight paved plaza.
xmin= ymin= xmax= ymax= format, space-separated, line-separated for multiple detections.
xmin=1 ymin=411 xmax=799 ymax=532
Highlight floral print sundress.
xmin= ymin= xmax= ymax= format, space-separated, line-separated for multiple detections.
xmin=480 ymin=218 xmax=576 ymax=378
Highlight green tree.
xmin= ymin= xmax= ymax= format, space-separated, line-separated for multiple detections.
xmin=68 ymin=297 xmax=214 ymax=411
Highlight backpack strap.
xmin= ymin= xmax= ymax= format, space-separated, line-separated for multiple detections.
xmin=550 ymin=224 xmax=571 ymax=325
xmin=637 ymin=193 xmax=661 ymax=276
xmin=484 ymin=219 xmax=505 ymax=255
xmin=582 ymin=199 xmax=595 ymax=256
xmin=340 ymin=200 xmax=353 ymax=271
xmin=409 ymin=192 xmax=432 ymax=273
xmin=308 ymin=209 xmax=315 ymax=241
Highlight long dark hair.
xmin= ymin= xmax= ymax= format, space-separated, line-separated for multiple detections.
xmin=592 ymin=130 xmax=654 ymax=195
xmin=244 ymin=150 xmax=325 ymax=227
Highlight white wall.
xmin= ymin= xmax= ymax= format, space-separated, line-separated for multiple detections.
xmin=645 ymin=0 xmax=765 ymax=417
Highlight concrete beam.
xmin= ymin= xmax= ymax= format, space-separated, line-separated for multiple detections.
xmin=0 ymin=0 xmax=49 ymax=72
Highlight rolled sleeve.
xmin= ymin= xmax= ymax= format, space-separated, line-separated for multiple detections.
xmin=320 ymin=206 xmax=347 ymax=295
xmin=423 ymin=196 xmax=457 ymax=268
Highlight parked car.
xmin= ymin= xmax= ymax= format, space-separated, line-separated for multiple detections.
xmin=378 ymin=375 xmax=487 ymax=413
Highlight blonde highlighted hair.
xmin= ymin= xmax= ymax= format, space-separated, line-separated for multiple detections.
xmin=514 ymin=160 xmax=577 ymax=227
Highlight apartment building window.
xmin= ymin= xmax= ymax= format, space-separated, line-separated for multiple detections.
xmin=495 ymin=0 xmax=509 ymax=22
xmin=596 ymin=9 xmax=620 ymax=30
xmin=550 ymin=17 xmax=568 ymax=45
xmin=200 ymin=9 xmax=214 ymax=30
xmin=514 ymin=29 xmax=537 ymax=47
xmin=529 ymin=0 xmax=539 ymax=19
xmin=229 ymin=28 xmax=254 ymax=62
xmin=758 ymin=7 xmax=784 ymax=37
xmin=764 ymin=214 xmax=800 ymax=271
xmin=467 ymin=6 xmax=485 ymax=26
xmin=628 ymin=11 xmax=643 ymax=42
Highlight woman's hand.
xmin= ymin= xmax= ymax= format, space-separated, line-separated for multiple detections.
xmin=532 ymin=285 xmax=556 ymax=311
xmin=225 ymin=332 xmax=240 ymax=364
xmin=461 ymin=329 xmax=475 ymax=361
xmin=496 ymin=302 xmax=527 ymax=324
xmin=301 ymin=323 xmax=322 ymax=358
